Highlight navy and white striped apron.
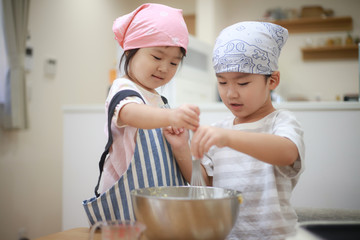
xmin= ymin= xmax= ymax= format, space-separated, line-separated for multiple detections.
xmin=82 ymin=127 xmax=186 ymax=225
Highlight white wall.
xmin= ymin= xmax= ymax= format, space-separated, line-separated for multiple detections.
xmin=0 ymin=0 xmax=359 ymax=239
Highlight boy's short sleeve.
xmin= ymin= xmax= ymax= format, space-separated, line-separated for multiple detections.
xmin=201 ymin=153 xmax=214 ymax=177
xmin=273 ymin=110 xmax=305 ymax=179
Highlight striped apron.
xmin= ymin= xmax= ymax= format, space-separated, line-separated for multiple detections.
xmin=82 ymin=127 xmax=186 ymax=225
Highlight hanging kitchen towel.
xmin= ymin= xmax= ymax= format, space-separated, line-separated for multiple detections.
xmin=82 ymin=90 xmax=186 ymax=225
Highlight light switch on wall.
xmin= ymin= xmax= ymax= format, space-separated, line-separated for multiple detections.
xmin=44 ymin=58 xmax=57 ymax=76
xmin=25 ymin=47 xmax=33 ymax=72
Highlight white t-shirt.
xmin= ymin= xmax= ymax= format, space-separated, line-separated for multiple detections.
xmin=202 ymin=110 xmax=305 ymax=240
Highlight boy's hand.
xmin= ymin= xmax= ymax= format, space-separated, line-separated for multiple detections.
xmin=169 ymin=104 xmax=200 ymax=131
xmin=190 ymin=126 xmax=228 ymax=159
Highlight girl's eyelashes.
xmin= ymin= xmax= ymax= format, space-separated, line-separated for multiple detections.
xmin=152 ymin=55 xmax=178 ymax=66
xmin=238 ymin=82 xmax=249 ymax=86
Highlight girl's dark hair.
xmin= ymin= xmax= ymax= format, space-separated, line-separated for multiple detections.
xmin=120 ymin=49 xmax=139 ymax=77
xmin=119 ymin=47 xmax=187 ymax=76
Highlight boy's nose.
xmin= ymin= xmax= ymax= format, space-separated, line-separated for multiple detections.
xmin=227 ymin=86 xmax=238 ymax=98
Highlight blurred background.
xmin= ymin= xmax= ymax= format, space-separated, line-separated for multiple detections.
xmin=0 ymin=0 xmax=359 ymax=239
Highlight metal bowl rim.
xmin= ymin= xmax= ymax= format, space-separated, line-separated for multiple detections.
xmin=130 ymin=186 xmax=242 ymax=200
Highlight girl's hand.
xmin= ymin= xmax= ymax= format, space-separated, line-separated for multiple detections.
xmin=164 ymin=127 xmax=193 ymax=183
xmin=190 ymin=126 xmax=228 ymax=159
xmin=169 ymin=104 xmax=200 ymax=131
xmin=163 ymin=126 xmax=189 ymax=150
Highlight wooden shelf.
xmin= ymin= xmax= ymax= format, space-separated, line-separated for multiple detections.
xmin=272 ymin=16 xmax=353 ymax=33
xmin=301 ymin=45 xmax=358 ymax=60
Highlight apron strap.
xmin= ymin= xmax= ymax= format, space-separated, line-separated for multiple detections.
xmin=94 ymin=90 xmax=145 ymax=197
xmin=161 ymin=96 xmax=168 ymax=105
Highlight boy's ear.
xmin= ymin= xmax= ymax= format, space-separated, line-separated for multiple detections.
xmin=269 ymin=71 xmax=280 ymax=90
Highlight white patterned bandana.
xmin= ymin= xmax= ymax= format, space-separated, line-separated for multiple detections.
xmin=213 ymin=21 xmax=288 ymax=74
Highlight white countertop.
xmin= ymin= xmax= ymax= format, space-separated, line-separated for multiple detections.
xmin=199 ymin=101 xmax=360 ymax=111
xmin=63 ymin=101 xmax=360 ymax=113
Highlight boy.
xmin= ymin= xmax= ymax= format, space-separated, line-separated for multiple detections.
xmin=190 ymin=21 xmax=305 ymax=240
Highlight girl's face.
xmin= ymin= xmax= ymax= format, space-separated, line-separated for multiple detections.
xmin=216 ymin=72 xmax=279 ymax=124
xmin=127 ymin=46 xmax=183 ymax=93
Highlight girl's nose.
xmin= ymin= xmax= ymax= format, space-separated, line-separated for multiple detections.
xmin=158 ymin=63 xmax=168 ymax=73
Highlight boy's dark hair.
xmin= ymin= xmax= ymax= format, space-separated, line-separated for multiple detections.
xmin=265 ymin=74 xmax=272 ymax=82
xmin=119 ymin=47 xmax=186 ymax=76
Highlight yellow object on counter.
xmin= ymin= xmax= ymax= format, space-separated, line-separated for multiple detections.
xmin=345 ymin=33 xmax=354 ymax=45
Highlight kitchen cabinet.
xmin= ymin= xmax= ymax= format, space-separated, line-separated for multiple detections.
xmin=272 ymin=16 xmax=357 ymax=60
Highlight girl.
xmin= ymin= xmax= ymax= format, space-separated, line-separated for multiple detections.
xmin=83 ymin=3 xmax=199 ymax=224
xmin=190 ymin=22 xmax=305 ymax=240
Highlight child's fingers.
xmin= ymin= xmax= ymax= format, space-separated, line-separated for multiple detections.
xmin=185 ymin=106 xmax=200 ymax=129
xmin=172 ymin=104 xmax=200 ymax=131
xmin=177 ymin=113 xmax=198 ymax=131
xmin=173 ymin=127 xmax=184 ymax=135
xmin=163 ymin=126 xmax=174 ymax=134
xmin=189 ymin=104 xmax=200 ymax=116
xmin=191 ymin=126 xmax=214 ymax=158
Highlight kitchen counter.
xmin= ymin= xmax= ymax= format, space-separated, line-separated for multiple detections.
xmin=287 ymin=226 xmax=321 ymax=240
xmin=35 ymin=228 xmax=99 ymax=240
xmin=288 ymin=221 xmax=360 ymax=240
xmin=34 ymin=227 xmax=313 ymax=240
xmin=33 ymin=227 xmax=316 ymax=240
xmin=35 ymin=223 xmax=360 ymax=240
xmin=35 ymin=227 xmax=147 ymax=240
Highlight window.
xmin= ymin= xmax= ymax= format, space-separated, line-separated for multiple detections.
xmin=0 ymin=0 xmax=30 ymax=129
xmin=0 ymin=0 xmax=8 ymax=106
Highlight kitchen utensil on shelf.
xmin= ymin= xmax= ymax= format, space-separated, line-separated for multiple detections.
xmin=131 ymin=186 xmax=242 ymax=240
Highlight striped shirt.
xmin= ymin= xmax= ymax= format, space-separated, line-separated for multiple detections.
xmin=202 ymin=110 xmax=305 ymax=240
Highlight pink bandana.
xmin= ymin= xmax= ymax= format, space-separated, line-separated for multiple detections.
xmin=113 ymin=3 xmax=189 ymax=52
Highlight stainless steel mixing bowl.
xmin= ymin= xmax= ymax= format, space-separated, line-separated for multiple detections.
xmin=131 ymin=186 xmax=242 ymax=240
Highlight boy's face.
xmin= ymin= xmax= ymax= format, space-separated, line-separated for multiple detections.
xmin=216 ymin=72 xmax=279 ymax=124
